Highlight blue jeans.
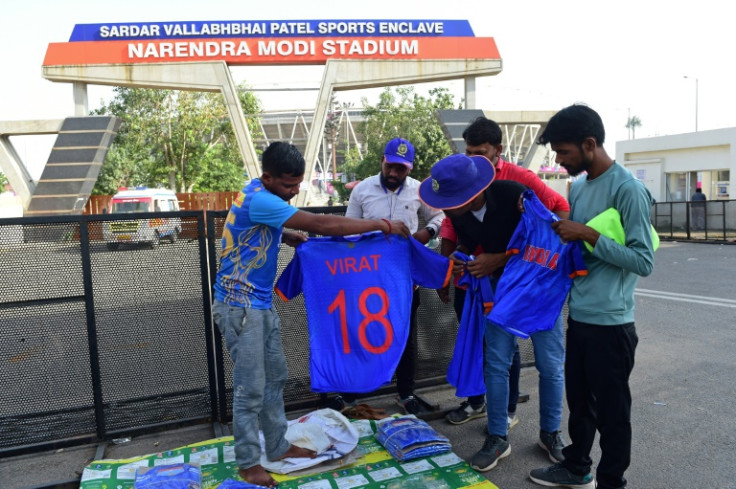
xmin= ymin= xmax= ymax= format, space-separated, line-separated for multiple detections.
xmin=484 ymin=312 xmax=565 ymax=437
xmin=212 ymin=301 xmax=291 ymax=469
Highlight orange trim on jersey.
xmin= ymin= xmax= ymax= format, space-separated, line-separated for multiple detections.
xmin=274 ymin=287 xmax=289 ymax=302
xmin=43 ymin=36 xmax=500 ymax=66
xmin=441 ymin=260 xmax=453 ymax=288
xmin=506 ymin=248 xmax=520 ymax=256
xmin=569 ymin=269 xmax=588 ymax=279
xmin=484 ymin=301 xmax=494 ymax=315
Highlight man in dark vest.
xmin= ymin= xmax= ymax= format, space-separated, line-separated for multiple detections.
xmin=419 ymin=153 xmax=567 ymax=473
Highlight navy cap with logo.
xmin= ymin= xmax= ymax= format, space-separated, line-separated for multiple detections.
xmin=383 ymin=138 xmax=415 ymax=169
xmin=418 ymin=154 xmax=496 ymax=210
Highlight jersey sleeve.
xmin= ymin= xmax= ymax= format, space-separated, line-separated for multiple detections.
xmin=564 ymin=241 xmax=588 ymax=279
xmin=478 ymin=273 xmax=495 ymax=314
xmin=408 ymin=237 xmax=453 ymax=289
xmin=274 ymin=251 xmax=303 ymax=301
xmin=506 ymin=215 xmax=528 ymax=256
xmin=249 ymin=190 xmax=299 ymax=228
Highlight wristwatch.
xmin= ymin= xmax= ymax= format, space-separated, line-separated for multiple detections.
xmin=425 ymin=226 xmax=436 ymax=238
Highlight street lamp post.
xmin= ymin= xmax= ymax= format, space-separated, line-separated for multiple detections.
xmin=684 ymin=76 xmax=699 ymax=132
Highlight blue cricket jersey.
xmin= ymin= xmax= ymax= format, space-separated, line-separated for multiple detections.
xmin=488 ymin=190 xmax=587 ymax=338
xmin=214 ymin=178 xmax=298 ymax=309
xmin=275 ymin=233 xmax=452 ymax=393
xmin=446 ymin=252 xmax=494 ymax=398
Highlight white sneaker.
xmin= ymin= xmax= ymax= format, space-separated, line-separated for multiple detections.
xmin=508 ymin=415 xmax=519 ymax=430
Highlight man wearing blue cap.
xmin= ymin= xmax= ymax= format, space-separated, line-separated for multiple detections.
xmin=441 ymin=116 xmax=570 ymax=437
xmin=327 ymin=137 xmax=445 ymax=415
xmin=419 ymin=154 xmax=566 ymax=473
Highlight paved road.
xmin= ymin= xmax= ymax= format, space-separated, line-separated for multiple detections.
xmin=425 ymin=241 xmax=736 ymax=489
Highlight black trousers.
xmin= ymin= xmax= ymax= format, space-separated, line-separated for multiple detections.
xmin=344 ymin=288 xmax=420 ymax=401
xmin=395 ymin=288 xmax=421 ymax=399
xmin=562 ymin=317 xmax=638 ymax=489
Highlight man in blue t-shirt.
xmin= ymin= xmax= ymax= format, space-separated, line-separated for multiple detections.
xmin=212 ymin=142 xmax=409 ymax=488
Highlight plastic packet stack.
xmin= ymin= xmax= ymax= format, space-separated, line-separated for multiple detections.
xmin=133 ymin=463 xmax=201 ymax=489
xmin=375 ymin=416 xmax=451 ymax=462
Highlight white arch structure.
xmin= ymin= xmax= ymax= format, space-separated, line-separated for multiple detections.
xmin=42 ymin=59 xmax=502 ymax=206
xmin=0 ymin=20 xmax=503 ymax=208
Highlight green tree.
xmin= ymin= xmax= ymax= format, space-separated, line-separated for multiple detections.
xmin=0 ymin=171 xmax=8 ymax=190
xmin=626 ymin=115 xmax=642 ymax=140
xmin=91 ymin=83 xmax=262 ymax=194
xmin=342 ymin=86 xmax=458 ymax=183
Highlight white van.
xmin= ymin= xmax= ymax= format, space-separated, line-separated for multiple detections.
xmin=103 ymin=187 xmax=182 ymax=249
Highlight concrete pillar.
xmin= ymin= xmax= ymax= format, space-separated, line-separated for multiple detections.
xmin=73 ymin=82 xmax=89 ymax=116
xmin=0 ymin=120 xmax=64 ymax=210
xmin=465 ymin=77 xmax=476 ymax=109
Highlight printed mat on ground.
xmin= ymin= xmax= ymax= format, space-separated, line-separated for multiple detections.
xmin=79 ymin=420 xmax=498 ymax=489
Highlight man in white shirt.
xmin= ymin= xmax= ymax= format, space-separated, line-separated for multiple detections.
xmin=329 ymin=137 xmax=444 ymax=414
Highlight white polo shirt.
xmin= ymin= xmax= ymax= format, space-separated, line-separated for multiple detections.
xmin=345 ymin=173 xmax=444 ymax=234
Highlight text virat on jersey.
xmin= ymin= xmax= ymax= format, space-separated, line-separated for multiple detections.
xmin=325 ymin=254 xmax=382 ymax=275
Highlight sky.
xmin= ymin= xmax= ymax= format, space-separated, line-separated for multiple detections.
xmin=3 ymin=0 xmax=736 ymax=180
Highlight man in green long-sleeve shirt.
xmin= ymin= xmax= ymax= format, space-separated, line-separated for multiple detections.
xmin=529 ymin=105 xmax=655 ymax=489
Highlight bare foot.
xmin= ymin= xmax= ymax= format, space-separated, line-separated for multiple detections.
xmin=275 ymin=444 xmax=318 ymax=460
xmin=239 ymin=465 xmax=278 ymax=488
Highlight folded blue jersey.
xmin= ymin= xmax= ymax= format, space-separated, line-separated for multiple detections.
xmin=376 ymin=416 xmax=451 ymax=462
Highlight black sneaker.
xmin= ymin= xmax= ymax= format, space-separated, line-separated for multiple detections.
xmin=529 ymin=462 xmax=594 ymax=488
xmin=400 ymin=395 xmax=424 ymax=415
xmin=539 ymin=430 xmax=567 ymax=463
xmin=470 ymin=434 xmax=510 ymax=472
xmin=326 ymin=395 xmax=355 ymax=412
xmin=445 ymin=401 xmax=486 ymax=425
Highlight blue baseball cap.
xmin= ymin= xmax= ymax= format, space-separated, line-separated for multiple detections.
xmin=418 ymin=154 xmax=495 ymax=210
xmin=383 ymin=138 xmax=415 ymax=169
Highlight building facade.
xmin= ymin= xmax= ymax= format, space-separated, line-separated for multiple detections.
xmin=617 ymin=128 xmax=734 ymax=203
